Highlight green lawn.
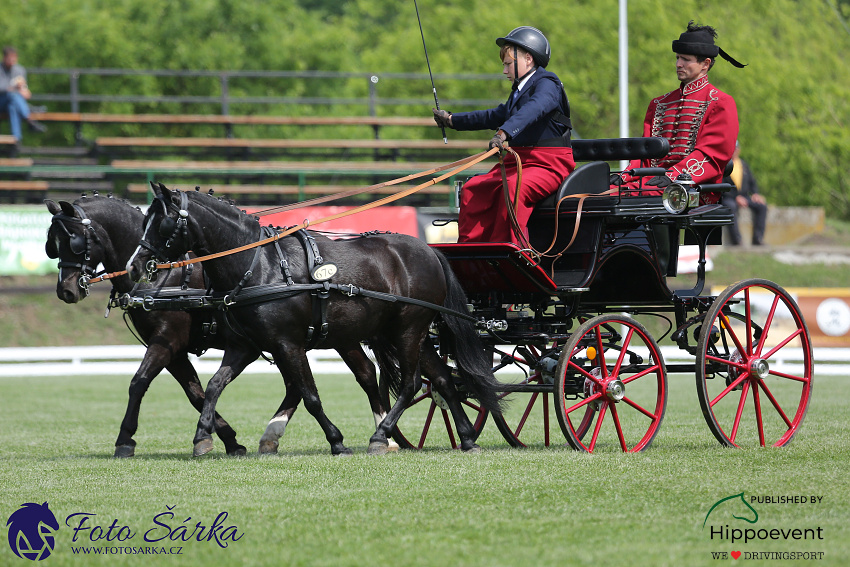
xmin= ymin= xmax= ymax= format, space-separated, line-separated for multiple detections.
xmin=1 ymin=370 xmax=847 ymax=566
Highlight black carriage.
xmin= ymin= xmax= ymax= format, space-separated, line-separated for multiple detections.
xmin=398 ymin=137 xmax=814 ymax=452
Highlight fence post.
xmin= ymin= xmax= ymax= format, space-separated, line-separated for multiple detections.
xmin=220 ymin=73 xmax=232 ymax=138
xmin=70 ymin=70 xmax=82 ymax=143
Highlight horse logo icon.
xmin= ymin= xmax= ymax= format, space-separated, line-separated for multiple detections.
xmin=703 ymin=492 xmax=759 ymax=528
xmin=6 ymin=502 xmax=60 ymax=561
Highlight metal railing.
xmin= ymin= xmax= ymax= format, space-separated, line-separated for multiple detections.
xmin=27 ymin=68 xmax=504 ymax=116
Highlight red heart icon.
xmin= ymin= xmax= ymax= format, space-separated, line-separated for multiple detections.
xmin=731 ymin=551 xmax=742 ymax=559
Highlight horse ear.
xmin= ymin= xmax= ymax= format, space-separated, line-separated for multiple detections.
xmin=45 ymin=199 xmax=61 ymax=215
xmin=59 ymin=201 xmax=78 ymax=218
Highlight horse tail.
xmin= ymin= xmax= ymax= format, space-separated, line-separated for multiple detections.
xmin=433 ymin=250 xmax=505 ymax=416
xmin=368 ymin=336 xmax=403 ymax=400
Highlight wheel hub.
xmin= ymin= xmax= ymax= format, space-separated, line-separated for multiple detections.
xmin=749 ymin=358 xmax=770 ymax=380
xmin=605 ymin=379 xmax=626 ymax=402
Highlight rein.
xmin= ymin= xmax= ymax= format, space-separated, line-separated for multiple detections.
xmin=146 ymin=148 xmax=499 ymax=273
xmin=496 ymin=145 xmax=621 ymax=271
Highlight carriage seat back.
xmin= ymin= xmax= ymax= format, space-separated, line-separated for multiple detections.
xmin=571 ymin=136 xmax=670 ymax=162
xmin=535 ymin=161 xmax=616 ymax=212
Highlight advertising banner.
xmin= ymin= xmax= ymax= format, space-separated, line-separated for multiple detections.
xmin=0 ymin=206 xmax=55 ymax=276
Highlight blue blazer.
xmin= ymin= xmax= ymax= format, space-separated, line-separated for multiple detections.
xmin=451 ymin=68 xmax=570 ymax=147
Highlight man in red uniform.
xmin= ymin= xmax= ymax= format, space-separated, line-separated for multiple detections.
xmin=615 ymin=21 xmax=745 ymax=204
xmin=433 ymin=26 xmax=574 ymax=245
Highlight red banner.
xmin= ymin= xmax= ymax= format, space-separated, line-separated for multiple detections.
xmin=245 ymin=206 xmax=420 ymax=238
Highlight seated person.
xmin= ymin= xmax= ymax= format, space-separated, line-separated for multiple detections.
xmin=432 ymin=26 xmax=574 ymax=246
xmin=722 ymin=141 xmax=768 ymax=245
xmin=612 ymin=21 xmax=746 ymax=204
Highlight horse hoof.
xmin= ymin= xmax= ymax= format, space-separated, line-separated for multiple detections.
xmin=258 ymin=439 xmax=279 ymax=455
xmin=113 ymin=445 xmax=135 ymax=458
xmin=193 ymin=438 xmax=214 ymax=457
xmin=463 ymin=444 xmax=482 ymax=454
xmin=333 ymin=447 xmax=354 ymax=457
xmin=367 ymin=441 xmax=389 ymax=456
xmin=387 ymin=439 xmax=400 ymax=453
xmin=227 ymin=445 xmax=247 ymax=457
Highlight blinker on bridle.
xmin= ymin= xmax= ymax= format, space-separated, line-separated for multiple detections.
xmin=139 ymin=191 xmax=190 ymax=281
xmin=48 ymin=205 xmax=98 ymax=295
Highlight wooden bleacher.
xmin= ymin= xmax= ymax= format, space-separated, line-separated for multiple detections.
xmin=2 ymin=112 xmax=490 ymax=205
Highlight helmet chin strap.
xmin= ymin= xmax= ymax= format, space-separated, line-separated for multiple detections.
xmin=512 ymin=46 xmax=535 ymax=90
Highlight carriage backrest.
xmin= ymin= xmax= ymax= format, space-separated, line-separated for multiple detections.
xmin=571 ymin=137 xmax=670 ymax=163
xmin=535 ymin=161 xmax=614 ymax=211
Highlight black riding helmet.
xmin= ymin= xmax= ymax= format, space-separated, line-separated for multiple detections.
xmin=496 ymin=26 xmax=551 ymax=68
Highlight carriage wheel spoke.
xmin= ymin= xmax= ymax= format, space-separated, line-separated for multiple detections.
xmin=752 ymin=382 xmax=765 ymax=447
xmin=567 ymin=359 xmax=605 ymax=387
xmin=621 ymin=363 xmax=660 ymax=385
xmin=543 ymin=393 xmax=550 ymax=447
xmin=441 ymin=409 xmax=458 ymax=449
xmin=594 ymin=329 xmax=608 ymax=379
xmin=610 ymin=404 xmax=628 ymax=452
xmin=622 ymin=396 xmax=658 ymax=421
xmin=729 ymin=380 xmax=751 ymax=444
xmin=756 ymin=294 xmax=781 ymax=356
xmin=758 ymin=380 xmax=794 ymax=428
xmin=768 ymin=369 xmax=809 ymax=383
xmin=588 ymin=402 xmax=608 ymax=452
xmin=611 ymin=328 xmax=634 ymax=378
xmin=513 ymin=392 xmax=540 ymax=438
xmin=744 ymin=288 xmax=753 ymax=355
xmin=719 ymin=312 xmax=747 ymax=358
xmin=709 ymin=373 xmax=749 ymax=408
xmin=417 ymin=402 xmax=437 ymax=449
xmin=762 ymin=329 xmax=804 ymax=360
xmin=565 ymin=392 xmax=603 ymax=414
xmin=705 ymin=353 xmax=748 ymax=372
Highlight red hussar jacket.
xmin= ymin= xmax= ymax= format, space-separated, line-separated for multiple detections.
xmin=623 ymin=76 xmax=738 ymax=203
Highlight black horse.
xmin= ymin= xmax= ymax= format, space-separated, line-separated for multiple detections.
xmin=127 ymin=183 xmax=503 ymax=456
xmin=45 ymin=195 xmax=395 ymax=457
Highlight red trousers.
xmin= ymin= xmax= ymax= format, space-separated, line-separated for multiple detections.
xmin=458 ymin=146 xmax=575 ymax=243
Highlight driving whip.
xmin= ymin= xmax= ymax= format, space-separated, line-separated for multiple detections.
xmin=413 ymin=0 xmax=447 ymax=144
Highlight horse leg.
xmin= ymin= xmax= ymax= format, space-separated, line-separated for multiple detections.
xmin=258 ymin=378 xmax=301 ymax=455
xmin=193 ymin=347 xmax=256 ymax=457
xmin=114 ymin=343 xmax=171 ymax=457
xmin=419 ymin=342 xmax=481 ymax=453
xmin=339 ymin=345 xmax=399 ymax=452
xmin=166 ymin=354 xmax=246 ymax=457
xmin=367 ymin=340 xmax=422 ymax=455
xmin=275 ymin=348 xmax=352 ymax=456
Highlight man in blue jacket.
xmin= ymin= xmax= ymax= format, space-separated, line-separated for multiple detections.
xmin=433 ymin=26 xmax=574 ymax=245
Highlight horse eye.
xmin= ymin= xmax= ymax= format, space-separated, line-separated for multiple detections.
xmin=159 ymin=217 xmax=176 ymax=238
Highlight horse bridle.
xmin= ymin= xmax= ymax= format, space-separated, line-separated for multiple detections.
xmin=47 ymin=205 xmax=99 ymax=296
xmin=139 ymin=190 xmax=190 ymax=281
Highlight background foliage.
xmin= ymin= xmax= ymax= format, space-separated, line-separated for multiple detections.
xmin=5 ymin=0 xmax=850 ymax=217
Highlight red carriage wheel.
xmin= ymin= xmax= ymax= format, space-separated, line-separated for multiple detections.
xmin=392 ymin=375 xmax=488 ymax=450
xmin=696 ymin=279 xmax=813 ymax=448
xmin=554 ymin=314 xmax=667 ymax=453
xmin=489 ymin=344 xmax=595 ymax=448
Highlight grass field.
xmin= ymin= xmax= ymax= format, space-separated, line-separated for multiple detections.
xmin=1 ymin=369 xmax=847 ymax=566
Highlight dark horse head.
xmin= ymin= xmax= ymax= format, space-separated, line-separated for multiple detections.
xmin=45 ymin=196 xmax=144 ymax=303
xmin=6 ymin=502 xmax=60 ymax=561
xmin=127 ymin=182 xmax=503 ymax=456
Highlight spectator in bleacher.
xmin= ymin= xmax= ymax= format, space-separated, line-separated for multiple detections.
xmin=432 ymin=26 xmax=574 ymax=245
xmin=0 ymin=46 xmax=47 ymax=142
xmin=722 ymin=141 xmax=768 ymax=246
